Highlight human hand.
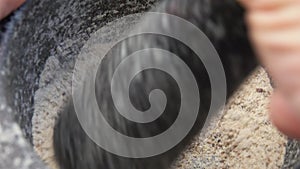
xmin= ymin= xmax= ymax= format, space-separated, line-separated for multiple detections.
xmin=239 ymin=0 xmax=300 ymax=139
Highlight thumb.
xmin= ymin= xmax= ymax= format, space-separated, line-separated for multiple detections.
xmin=0 ymin=0 xmax=25 ymax=20
xmin=269 ymin=91 xmax=300 ymax=139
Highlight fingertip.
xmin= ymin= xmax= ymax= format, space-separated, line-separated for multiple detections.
xmin=269 ymin=91 xmax=300 ymax=139
xmin=0 ymin=0 xmax=25 ymax=20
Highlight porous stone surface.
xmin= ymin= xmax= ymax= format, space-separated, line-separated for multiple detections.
xmin=32 ymin=56 xmax=71 ymax=169
xmin=173 ymin=68 xmax=287 ymax=169
xmin=34 ymin=55 xmax=288 ymax=169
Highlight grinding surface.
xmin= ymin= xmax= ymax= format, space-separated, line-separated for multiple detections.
xmin=173 ymin=68 xmax=287 ymax=169
xmin=34 ymin=54 xmax=288 ymax=169
xmin=32 ymin=56 xmax=71 ymax=169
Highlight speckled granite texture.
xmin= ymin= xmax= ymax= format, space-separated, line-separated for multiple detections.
xmin=283 ymin=140 xmax=300 ymax=169
xmin=0 ymin=0 xmax=157 ymax=168
xmin=0 ymin=100 xmax=48 ymax=169
xmin=0 ymin=53 xmax=48 ymax=168
xmin=173 ymin=68 xmax=287 ymax=169
xmin=0 ymin=3 xmax=48 ymax=169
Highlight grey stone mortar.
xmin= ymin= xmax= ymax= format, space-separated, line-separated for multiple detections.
xmin=283 ymin=140 xmax=300 ymax=169
xmin=0 ymin=0 xmax=299 ymax=168
xmin=0 ymin=0 xmax=156 ymax=168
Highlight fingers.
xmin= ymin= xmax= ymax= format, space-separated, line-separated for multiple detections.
xmin=247 ymin=2 xmax=300 ymax=53
xmin=251 ymin=26 xmax=300 ymax=52
xmin=239 ymin=0 xmax=298 ymax=10
xmin=269 ymin=91 xmax=300 ymax=139
xmin=246 ymin=3 xmax=300 ymax=30
xmin=240 ymin=0 xmax=300 ymax=138
xmin=0 ymin=0 xmax=25 ymax=20
xmin=241 ymin=0 xmax=300 ymax=96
